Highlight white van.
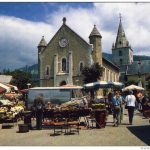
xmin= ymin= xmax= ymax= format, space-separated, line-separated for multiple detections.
xmin=27 ymin=86 xmax=83 ymax=109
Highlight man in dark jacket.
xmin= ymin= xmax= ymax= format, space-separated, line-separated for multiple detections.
xmin=33 ymin=94 xmax=45 ymax=130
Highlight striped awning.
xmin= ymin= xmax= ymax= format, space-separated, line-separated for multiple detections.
xmin=83 ymin=81 xmax=124 ymax=89
xmin=0 ymin=83 xmax=11 ymax=92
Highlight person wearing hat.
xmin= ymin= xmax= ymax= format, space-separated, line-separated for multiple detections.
xmin=125 ymin=90 xmax=136 ymax=125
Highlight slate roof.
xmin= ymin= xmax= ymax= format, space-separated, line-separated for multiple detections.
xmin=89 ymin=25 xmax=102 ymax=38
xmin=127 ymin=60 xmax=150 ymax=75
xmin=38 ymin=36 xmax=47 ymax=47
xmin=114 ymin=18 xmax=129 ymax=49
xmin=102 ymin=57 xmax=120 ymax=71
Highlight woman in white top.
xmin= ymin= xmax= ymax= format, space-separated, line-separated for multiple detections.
xmin=125 ymin=90 xmax=136 ymax=125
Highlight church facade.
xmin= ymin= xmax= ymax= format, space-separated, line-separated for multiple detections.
xmin=38 ymin=17 xmax=120 ymax=87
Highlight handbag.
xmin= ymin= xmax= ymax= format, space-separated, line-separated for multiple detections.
xmin=114 ymin=105 xmax=120 ymax=110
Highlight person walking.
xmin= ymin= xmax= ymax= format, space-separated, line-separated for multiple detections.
xmin=119 ymin=91 xmax=125 ymax=124
xmin=33 ymin=94 xmax=45 ymax=130
xmin=125 ymin=90 xmax=136 ymax=125
xmin=112 ymin=91 xmax=123 ymax=127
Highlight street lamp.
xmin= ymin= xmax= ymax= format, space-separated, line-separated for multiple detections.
xmin=138 ymin=60 xmax=141 ymax=78
xmin=138 ymin=60 xmax=142 ymax=87
xmin=27 ymin=83 xmax=31 ymax=89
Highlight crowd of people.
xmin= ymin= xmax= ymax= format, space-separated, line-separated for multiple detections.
xmin=108 ymin=90 xmax=150 ymax=127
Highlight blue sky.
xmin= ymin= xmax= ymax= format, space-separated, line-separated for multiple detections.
xmin=0 ymin=2 xmax=150 ymax=71
xmin=0 ymin=2 xmax=93 ymax=22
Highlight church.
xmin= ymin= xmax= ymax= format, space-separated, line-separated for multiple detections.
xmin=112 ymin=16 xmax=150 ymax=90
xmin=38 ymin=17 xmax=120 ymax=87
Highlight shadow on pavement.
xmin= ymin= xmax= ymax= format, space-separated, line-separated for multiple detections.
xmin=127 ymin=125 xmax=150 ymax=146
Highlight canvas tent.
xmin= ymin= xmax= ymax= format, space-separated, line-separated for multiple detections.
xmin=122 ymin=84 xmax=144 ymax=92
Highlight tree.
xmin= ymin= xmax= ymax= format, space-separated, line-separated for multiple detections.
xmin=81 ymin=63 xmax=104 ymax=100
xmin=4 ymin=69 xmax=32 ymax=90
xmin=81 ymin=62 xmax=104 ymax=84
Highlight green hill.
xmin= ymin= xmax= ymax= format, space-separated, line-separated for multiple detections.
xmin=19 ymin=53 xmax=150 ymax=75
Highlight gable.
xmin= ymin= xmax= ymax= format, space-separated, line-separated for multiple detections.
xmin=42 ymin=24 xmax=92 ymax=55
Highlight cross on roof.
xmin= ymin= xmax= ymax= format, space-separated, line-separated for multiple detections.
xmin=119 ymin=13 xmax=122 ymax=22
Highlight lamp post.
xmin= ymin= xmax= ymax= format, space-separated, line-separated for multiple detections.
xmin=124 ymin=65 xmax=128 ymax=86
xmin=27 ymin=83 xmax=31 ymax=89
xmin=138 ymin=60 xmax=141 ymax=78
xmin=138 ymin=60 xmax=142 ymax=87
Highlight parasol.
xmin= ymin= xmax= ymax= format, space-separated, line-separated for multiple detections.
xmin=122 ymin=84 xmax=144 ymax=92
xmin=84 ymin=81 xmax=124 ymax=89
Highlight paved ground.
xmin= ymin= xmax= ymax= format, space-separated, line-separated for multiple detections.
xmin=0 ymin=109 xmax=150 ymax=146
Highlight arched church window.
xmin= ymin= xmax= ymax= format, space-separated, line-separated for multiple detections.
xmin=119 ymin=50 xmax=122 ymax=56
xmin=119 ymin=41 xmax=122 ymax=45
xmin=45 ymin=65 xmax=50 ymax=78
xmin=62 ymin=58 xmax=67 ymax=72
xmin=46 ymin=67 xmax=49 ymax=75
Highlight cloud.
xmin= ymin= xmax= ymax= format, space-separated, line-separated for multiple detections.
xmin=0 ymin=15 xmax=54 ymax=71
xmin=0 ymin=3 xmax=150 ymax=71
xmin=45 ymin=3 xmax=150 ymax=55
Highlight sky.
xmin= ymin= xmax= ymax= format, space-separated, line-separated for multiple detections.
xmin=0 ymin=2 xmax=150 ymax=71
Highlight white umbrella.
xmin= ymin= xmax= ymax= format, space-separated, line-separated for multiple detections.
xmin=84 ymin=81 xmax=111 ymax=88
xmin=122 ymin=84 xmax=144 ymax=92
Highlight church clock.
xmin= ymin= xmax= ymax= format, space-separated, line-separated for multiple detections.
xmin=59 ymin=38 xmax=68 ymax=47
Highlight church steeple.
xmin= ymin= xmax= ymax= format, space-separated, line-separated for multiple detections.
xmin=112 ymin=14 xmax=133 ymax=68
xmin=114 ymin=14 xmax=129 ymax=49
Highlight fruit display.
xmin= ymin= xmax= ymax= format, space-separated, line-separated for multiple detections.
xmin=0 ymin=99 xmax=24 ymax=121
xmin=91 ymin=103 xmax=106 ymax=110
xmin=60 ymin=99 xmax=83 ymax=110
xmin=0 ymin=107 xmax=8 ymax=113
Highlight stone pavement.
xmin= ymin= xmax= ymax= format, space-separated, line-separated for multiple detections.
xmin=0 ymin=109 xmax=149 ymax=146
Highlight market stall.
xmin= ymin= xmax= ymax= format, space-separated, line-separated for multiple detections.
xmin=0 ymin=98 xmax=25 ymax=127
xmin=83 ymin=81 xmax=124 ymax=128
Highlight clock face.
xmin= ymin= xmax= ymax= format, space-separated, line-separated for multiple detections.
xmin=59 ymin=38 xmax=68 ymax=47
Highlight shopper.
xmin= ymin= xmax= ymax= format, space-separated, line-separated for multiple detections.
xmin=125 ymin=90 xmax=136 ymax=125
xmin=112 ymin=91 xmax=123 ymax=127
xmin=119 ymin=91 xmax=125 ymax=124
xmin=33 ymin=94 xmax=45 ymax=130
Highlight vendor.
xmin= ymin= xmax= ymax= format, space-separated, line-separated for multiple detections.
xmin=33 ymin=94 xmax=45 ymax=130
